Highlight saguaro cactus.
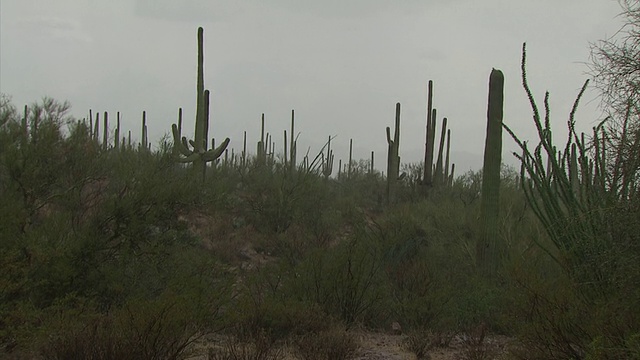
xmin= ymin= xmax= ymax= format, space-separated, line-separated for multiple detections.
xmin=257 ymin=113 xmax=267 ymax=166
xmin=423 ymin=81 xmax=436 ymax=186
xmin=289 ymin=110 xmax=297 ymax=173
xmin=386 ymin=103 xmax=401 ymax=203
xmin=141 ymin=111 xmax=149 ymax=151
xmin=322 ymin=135 xmax=334 ymax=178
xmin=114 ymin=112 xmax=121 ymax=150
xmin=477 ymin=68 xmax=504 ymax=274
xmin=171 ymin=27 xmax=230 ymax=181
xmin=434 ymin=117 xmax=448 ymax=186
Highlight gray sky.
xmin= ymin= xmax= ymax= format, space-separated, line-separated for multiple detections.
xmin=0 ymin=0 xmax=624 ymax=173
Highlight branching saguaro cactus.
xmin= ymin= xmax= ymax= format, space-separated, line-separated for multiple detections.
xmin=386 ymin=103 xmax=402 ymax=203
xmin=422 ymin=81 xmax=455 ymax=188
xmin=171 ymin=27 xmax=230 ymax=181
xmin=477 ymin=68 xmax=504 ymax=275
xmin=321 ymin=135 xmax=334 ymax=178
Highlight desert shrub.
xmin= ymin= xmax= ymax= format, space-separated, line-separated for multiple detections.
xmin=508 ymin=252 xmax=640 ymax=360
xmin=0 ymin=97 xmax=234 ymax=355
xmin=403 ymin=328 xmax=437 ymax=359
xmin=226 ymin=263 xmax=333 ymax=343
xmin=207 ymin=330 xmax=284 ymax=360
xmin=40 ymin=292 xmax=214 ymax=360
xmin=236 ymin=165 xmax=305 ymax=234
xmin=287 ymin=226 xmax=389 ymax=326
xmin=293 ymin=327 xmax=359 ymax=360
xmin=377 ymin=199 xmax=508 ymax=333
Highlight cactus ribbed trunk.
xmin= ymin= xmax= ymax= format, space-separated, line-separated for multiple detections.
xmin=477 ymin=68 xmax=504 ymax=275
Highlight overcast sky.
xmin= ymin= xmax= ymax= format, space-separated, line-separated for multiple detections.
xmin=0 ymin=0 xmax=624 ymax=173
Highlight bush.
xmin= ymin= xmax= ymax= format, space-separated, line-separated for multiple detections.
xmin=292 ymin=327 xmax=359 ymax=360
xmin=403 ymin=328 xmax=438 ymax=359
xmin=39 ymin=294 xmax=211 ymax=360
xmin=288 ymin=226 xmax=389 ymax=326
xmin=207 ymin=330 xmax=283 ymax=360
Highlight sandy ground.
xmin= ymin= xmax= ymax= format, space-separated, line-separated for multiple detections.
xmin=189 ymin=330 xmax=513 ymax=360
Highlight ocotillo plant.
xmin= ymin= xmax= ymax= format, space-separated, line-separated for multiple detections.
xmin=477 ymin=68 xmax=504 ymax=275
xmin=171 ymin=27 xmax=230 ymax=181
xmin=386 ymin=103 xmax=401 ymax=203
xmin=503 ymin=43 xmax=617 ymax=296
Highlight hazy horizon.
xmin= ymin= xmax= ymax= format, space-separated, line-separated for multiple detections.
xmin=0 ymin=0 xmax=624 ymax=173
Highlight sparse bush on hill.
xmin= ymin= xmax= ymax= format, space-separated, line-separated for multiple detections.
xmin=1 ymin=25 xmax=639 ymax=358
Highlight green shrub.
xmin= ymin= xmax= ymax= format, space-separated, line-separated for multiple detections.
xmin=288 ymin=227 xmax=389 ymax=326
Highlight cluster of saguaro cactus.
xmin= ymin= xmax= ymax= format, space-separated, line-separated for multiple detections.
xmin=423 ymin=81 xmax=455 ymax=188
xmin=87 ymin=109 xmax=134 ymax=150
xmin=477 ymin=68 xmax=504 ymax=275
xmin=171 ymin=27 xmax=230 ymax=181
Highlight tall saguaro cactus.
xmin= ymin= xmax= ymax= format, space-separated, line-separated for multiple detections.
xmin=289 ymin=109 xmax=297 ymax=173
xmin=424 ymin=81 xmax=436 ymax=186
xmin=171 ymin=27 xmax=230 ymax=181
xmin=477 ymin=68 xmax=504 ymax=274
xmin=386 ymin=103 xmax=401 ymax=203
